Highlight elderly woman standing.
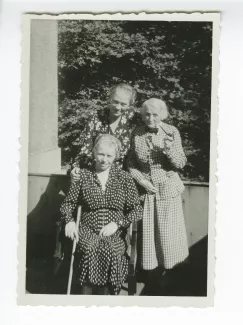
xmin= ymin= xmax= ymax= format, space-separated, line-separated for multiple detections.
xmin=60 ymin=134 xmax=143 ymax=295
xmin=127 ymin=98 xmax=189 ymax=278
xmin=71 ymin=83 xmax=142 ymax=181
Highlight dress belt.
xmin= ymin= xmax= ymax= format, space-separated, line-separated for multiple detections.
xmin=83 ymin=208 xmax=122 ymax=213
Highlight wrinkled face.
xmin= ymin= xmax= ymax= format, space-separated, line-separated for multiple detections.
xmin=143 ymin=104 xmax=162 ymax=128
xmin=109 ymin=89 xmax=131 ymax=119
xmin=94 ymin=143 xmax=116 ymax=172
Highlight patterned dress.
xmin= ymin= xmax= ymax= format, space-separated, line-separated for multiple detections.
xmin=60 ymin=165 xmax=143 ymax=294
xmin=127 ymin=122 xmax=189 ymax=270
xmin=73 ymin=107 xmax=142 ymax=170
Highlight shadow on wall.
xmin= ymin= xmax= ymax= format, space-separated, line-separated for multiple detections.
xmin=26 ymin=175 xmax=70 ymax=265
xmin=26 ymin=174 xmax=73 ymax=293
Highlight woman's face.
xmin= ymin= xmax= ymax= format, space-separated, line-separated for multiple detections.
xmin=109 ymin=89 xmax=131 ymax=119
xmin=143 ymin=105 xmax=162 ymax=128
xmin=94 ymin=143 xmax=116 ymax=172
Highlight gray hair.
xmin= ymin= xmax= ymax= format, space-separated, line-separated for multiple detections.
xmin=109 ymin=83 xmax=137 ymax=105
xmin=140 ymin=98 xmax=169 ymax=120
xmin=93 ymin=134 xmax=121 ymax=160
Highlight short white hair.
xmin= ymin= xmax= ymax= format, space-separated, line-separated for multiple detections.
xmin=93 ymin=134 xmax=121 ymax=160
xmin=140 ymin=98 xmax=169 ymax=120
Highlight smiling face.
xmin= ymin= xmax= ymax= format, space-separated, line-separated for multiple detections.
xmin=94 ymin=142 xmax=117 ymax=172
xmin=143 ymin=104 xmax=162 ymax=128
xmin=109 ymin=89 xmax=131 ymax=119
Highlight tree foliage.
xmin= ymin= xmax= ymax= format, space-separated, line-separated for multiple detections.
xmin=58 ymin=20 xmax=212 ymax=181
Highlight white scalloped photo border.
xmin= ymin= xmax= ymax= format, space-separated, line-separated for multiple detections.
xmin=17 ymin=12 xmax=219 ymax=307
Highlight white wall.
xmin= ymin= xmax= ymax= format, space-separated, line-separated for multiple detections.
xmin=27 ymin=174 xmax=209 ymax=247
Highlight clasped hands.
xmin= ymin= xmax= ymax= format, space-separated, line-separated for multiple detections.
xmin=164 ymin=134 xmax=174 ymax=151
xmin=149 ymin=134 xmax=173 ymax=152
xmin=65 ymin=221 xmax=118 ymax=241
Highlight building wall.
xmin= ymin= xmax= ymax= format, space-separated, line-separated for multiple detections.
xmin=27 ymin=174 xmax=209 ymax=252
xmin=181 ymin=184 xmax=209 ymax=246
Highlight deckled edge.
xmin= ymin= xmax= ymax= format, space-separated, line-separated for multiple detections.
xmin=17 ymin=12 xmax=220 ymax=308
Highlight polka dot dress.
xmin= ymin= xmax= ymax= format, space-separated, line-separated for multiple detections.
xmin=60 ymin=165 xmax=143 ymax=294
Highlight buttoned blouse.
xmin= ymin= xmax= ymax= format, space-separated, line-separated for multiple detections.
xmin=60 ymin=165 xmax=143 ymax=233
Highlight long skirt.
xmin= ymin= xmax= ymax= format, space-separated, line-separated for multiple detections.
xmin=75 ymin=225 xmax=129 ymax=294
xmin=138 ymin=193 xmax=189 ymax=270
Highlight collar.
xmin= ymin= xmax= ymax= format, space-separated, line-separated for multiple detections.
xmin=144 ymin=126 xmax=159 ymax=134
xmin=102 ymin=107 xmax=135 ymax=124
xmin=93 ymin=164 xmax=118 ymax=189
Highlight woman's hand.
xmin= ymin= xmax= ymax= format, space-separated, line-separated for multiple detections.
xmin=99 ymin=222 xmax=118 ymax=237
xmin=164 ymin=134 xmax=174 ymax=151
xmin=140 ymin=179 xmax=158 ymax=194
xmin=71 ymin=167 xmax=81 ymax=182
xmin=65 ymin=221 xmax=79 ymax=241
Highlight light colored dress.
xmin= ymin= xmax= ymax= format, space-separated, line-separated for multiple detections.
xmin=127 ymin=122 xmax=189 ymax=270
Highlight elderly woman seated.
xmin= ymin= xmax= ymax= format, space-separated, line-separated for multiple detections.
xmin=60 ymin=134 xmax=143 ymax=295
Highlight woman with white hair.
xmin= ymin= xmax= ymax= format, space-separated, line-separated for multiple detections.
xmin=127 ymin=98 xmax=189 ymax=283
xmin=60 ymin=134 xmax=142 ymax=295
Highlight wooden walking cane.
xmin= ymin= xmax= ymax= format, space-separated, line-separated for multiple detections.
xmin=67 ymin=205 xmax=82 ymax=295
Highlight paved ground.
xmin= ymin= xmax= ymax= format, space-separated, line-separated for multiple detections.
xmin=26 ymin=236 xmax=208 ymax=297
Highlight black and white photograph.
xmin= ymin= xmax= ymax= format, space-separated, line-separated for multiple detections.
xmin=18 ymin=13 xmax=219 ymax=307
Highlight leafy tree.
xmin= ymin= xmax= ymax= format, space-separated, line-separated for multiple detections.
xmin=58 ymin=20 xmax=212 ymax=181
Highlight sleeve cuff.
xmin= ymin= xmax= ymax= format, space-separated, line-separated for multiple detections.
xmin=64 ymin=215 xmax=75 ymax=224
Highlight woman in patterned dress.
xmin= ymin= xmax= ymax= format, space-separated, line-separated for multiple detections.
xmin=60 ymin=134 xmax=143 ymax=295
xmin=127 ymin=98 xmax=189 ymax=280
xmin=71 ymin=83 xmax=142 ymax=181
